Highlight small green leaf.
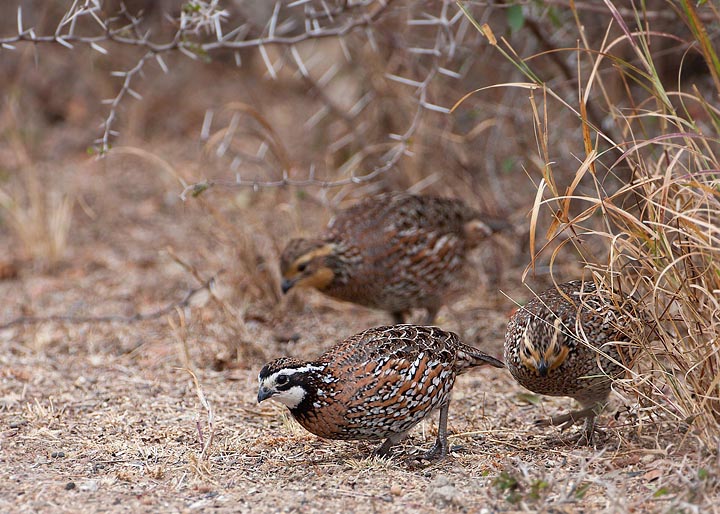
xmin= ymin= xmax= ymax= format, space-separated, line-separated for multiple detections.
xmin=190 ymin=182 xmax=211 ymax=197
xmin=493 ymin=471 xmax=519 ymax=492
xmin=575 ymin=482 xmax=591 ymax=499
xmin=183 ymin=2 xmax=201 ymax=13
xmin=653 ymin=487 xmax=670 ymax=497
xmin=529 ymin=480 xmax=549 ymax=499
xmin=501 ymin=157 xmax=515 ymax=173
xmin=547 ymin=7 xmax=562 ymax=28
xmin=516 ymin=392 xmax=542 ymax=405
xmin=506 ymin=5 xmax=525 ymax=33
xmin=698 ymin=468 xmax=710 ymax=480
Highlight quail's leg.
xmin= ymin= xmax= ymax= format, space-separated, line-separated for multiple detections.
xmin=422 ymin=400 xmax=450 ymax=460
xmin=535 ymin=406 xmax=596 ymax=431
xmin=536 ymin=405 xmax=602 ymax=445
xmin=373 ymin=431 xmax=408 ymax=457
xmin=391 ymin=311 xmax=408 ymax=324
xmin=578 ymin=415 xmax=598 ymax=445
xmin=554 ymin=414 xmax=600 ymax=445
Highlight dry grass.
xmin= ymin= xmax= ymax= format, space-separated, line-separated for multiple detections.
xmin=457 ymin=1 xmax=720 ymax=448
xmin=0 ymin=167 xmax=73 ymax=269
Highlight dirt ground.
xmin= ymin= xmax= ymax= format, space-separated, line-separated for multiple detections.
xmin=1 ymin=6 xmax=719 ymax=510
xmin=1 ymin=156 xmax=718 ymax=514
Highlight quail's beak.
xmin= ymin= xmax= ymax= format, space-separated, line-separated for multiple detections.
xmin=257 ymin=386 xmax=274 ymax=403
xmin=281 ymin=278 xmax=295 ymax=294
xmin=537 ymin=360 xmax=549 ymax=377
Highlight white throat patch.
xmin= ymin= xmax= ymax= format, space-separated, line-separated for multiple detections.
xmin=272 ymin=385 xmax=307 ymax=409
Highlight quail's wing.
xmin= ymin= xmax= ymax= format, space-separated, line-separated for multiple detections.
xmin=322 ymin=326 xmax=456 ymax=424
xmin=324 ymin=194 xmax=401 ymax=247
xmin=326 ymin=194 xmax=470 ymax=276
xmin=321 ymin=325 xmax=454 ymax=366
xmin=323 ymin=326 xmax=455 ymax=398
xmin=327 ymin=194 xmax=474 ymax=237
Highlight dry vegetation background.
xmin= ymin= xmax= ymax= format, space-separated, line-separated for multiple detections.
xmin=1 ymin=0 xmax=719 ymax=512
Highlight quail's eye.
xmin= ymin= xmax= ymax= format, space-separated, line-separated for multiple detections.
xmin=297 ymin=262 xmax=308 ymax=273
xmin=276 ymin=375 xmax=289 ymax=386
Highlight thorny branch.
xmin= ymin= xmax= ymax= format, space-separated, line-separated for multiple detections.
xmin=187 ymin=0 xmax=466 ymax=196
xmin=2 ymin=1 xmax=475 ymax=191
xmin=3 ymin=1 xmax=394 ymax=147
xmin=0 ymin=273 xmax=219 ymax=331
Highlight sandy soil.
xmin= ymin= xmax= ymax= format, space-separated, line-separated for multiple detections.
xmin=1 ymin=159 xmax=717 ymax=514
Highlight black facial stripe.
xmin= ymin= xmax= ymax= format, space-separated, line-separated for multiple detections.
xmin=275 ymin=370 xmax=307 ymax=391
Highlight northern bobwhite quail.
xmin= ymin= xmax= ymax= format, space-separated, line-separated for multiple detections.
xmin=279 ymin=192 xmax=508 ymax=324
xmin=257 ymin=324 xmax=504 ymax=459
xmin=504 ymin=280 xmax=627 ymax=443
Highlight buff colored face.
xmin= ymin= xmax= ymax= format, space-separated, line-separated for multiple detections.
xmin=519 ymin=317 xmax=570 ymax=377
xmin=280 ymin=244 xmax=336 ymax=293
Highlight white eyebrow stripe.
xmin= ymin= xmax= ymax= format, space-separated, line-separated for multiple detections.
xmin=260 ymin=364 xmax=325 ymax=383
xmin=283 ymin=364 xmax=325 ymax=374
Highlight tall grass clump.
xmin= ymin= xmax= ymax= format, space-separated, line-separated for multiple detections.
xmin=0 ymin=169 xmax=73 ymax=269
xmin=458 ymin=1 xmax=720 ymax=446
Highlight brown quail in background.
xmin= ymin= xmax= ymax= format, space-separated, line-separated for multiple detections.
xmin=504 ymin=280 xmax=627 ymax=444
xmin=280 ymin=192 xmax=509 ymax=324
xmin=257 ymin=324 xmax=504 ymax=459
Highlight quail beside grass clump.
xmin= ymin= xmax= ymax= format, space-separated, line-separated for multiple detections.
xmin=504 ymin=280 xmax=628 ymax=444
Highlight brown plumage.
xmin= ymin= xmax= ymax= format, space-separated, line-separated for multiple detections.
xmin=504 ymin=280 xmax=627 ymax=443
xmin=280 ymin=192 xmax=508 ymax=324
xmin=257 ymin=325 xmax=504 ymax=459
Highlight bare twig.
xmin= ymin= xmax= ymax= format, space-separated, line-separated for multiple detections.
xmin=0 ymin=274 xmax=218 ymax=331
xmin=184 ymin=367 xmax=215 ymax=460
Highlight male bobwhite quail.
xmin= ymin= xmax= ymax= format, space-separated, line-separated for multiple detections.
xmin=504 ymin=280 xmax=627 ymax=444
xmin=279 ymin=192 xmax=508 ymax=324
xmin=257 ymin=324 xmax=504 ymax=459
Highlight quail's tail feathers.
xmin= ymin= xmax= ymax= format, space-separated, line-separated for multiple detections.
xmin=457 ymin=343 xmax=505 ymax=369
xmin=463 ymin=211 xmax=514 ymax=248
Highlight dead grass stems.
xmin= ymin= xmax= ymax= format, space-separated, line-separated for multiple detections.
xmin=0 ymin=168 xmax=73 ymax=270
xmin=458 ymin=0 xmax=720 ymax=449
